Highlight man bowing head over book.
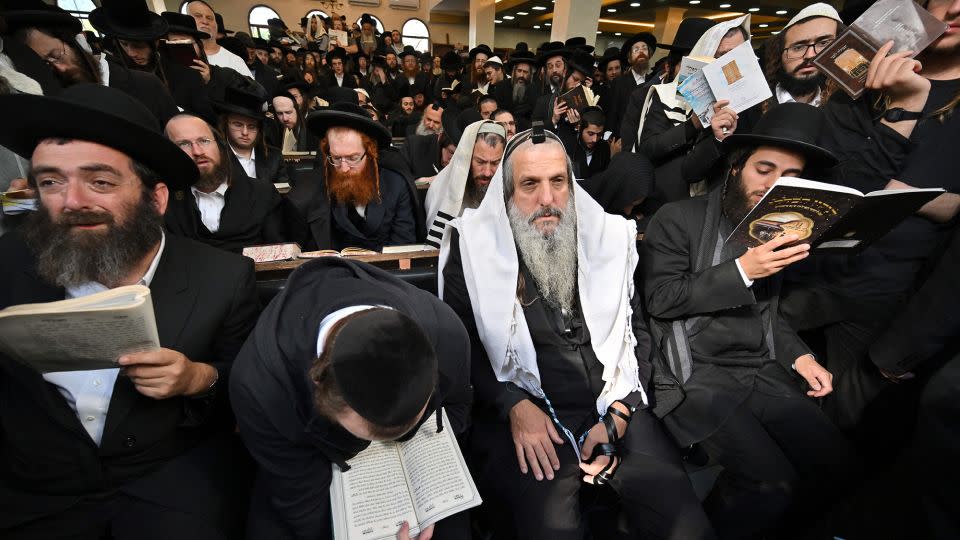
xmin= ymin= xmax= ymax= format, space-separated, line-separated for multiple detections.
xmin=0 ymin=83 xmax=258 ymax=539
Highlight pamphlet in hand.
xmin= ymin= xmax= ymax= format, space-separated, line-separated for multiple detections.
xmin=678 ymin=41 xmax=772 ymax=126
xmin=1 ymin=189 xmax=37 ymax=215
xmin=813 ymin=0 xmax=947 ymax=98
xmin=558 ymin=84 xmax=589 ymax=114
xmin=0 ymin=285 xmax=160 ymax=373
xmin=329 ymin=29 xmax=349 ymax=47
xmin=330 ymin=409 xmax=482 ymax=540
xmin=726 ymin=177 xmax=944 ymax=251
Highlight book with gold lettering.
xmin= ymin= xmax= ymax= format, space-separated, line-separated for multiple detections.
xmin=330 ymin=409 xmax=481 ymax=540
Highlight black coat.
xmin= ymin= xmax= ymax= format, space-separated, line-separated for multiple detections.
xmin=401 ymin=133 xmax=442 ymax=178
xmin=156 ymin=56 xmax=217 ymax=125
xmin=559 ymin=129 xmax=611 ymax=180
xmin=616 ymin=75 xmax=660 ymax=151
xmin=284 ymin=164 xmax=417 ymax=251
xmin=164 ymin=160 xmax=286 ymax=253
xmin=393 ymin=72 xmax=433 ymax=102
xmin=106 ymin=57 xmax=179 ymax=127
xmin=231 ymin=257 xmax=472 ymax=539
xmin=508 ymin=80 xmax=540 ymax=121
xmin=604 ymin=69 xmax=654 ymax=139
xmin=250 ymin=59 xmax=281 ymax=96
xmin=228 ymin=144 xmax=290 ymax=185
xmin=0 ymin=231 xmax=258 ymax=530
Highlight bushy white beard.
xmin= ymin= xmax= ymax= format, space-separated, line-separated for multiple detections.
xmin=508 ymin=196 xmax=578 ymax=313
xmin=415 ymin=118 xmax=440 ymax=136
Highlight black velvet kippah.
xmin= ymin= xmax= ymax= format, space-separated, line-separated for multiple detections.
xmin=329 ymin=309 xmax=437 ymax=427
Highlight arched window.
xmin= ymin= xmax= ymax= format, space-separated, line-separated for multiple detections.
xmin=57 ymin=0 xmax=96 ymax=33
xmin=401 ymin=18 xmax=430 ymax=53
xmin=354 ymin=14 xmax=385 ymax=35
xmin=248 ymin=5 xmax=280 ymax=40
xmin=179 ymin=1 xmax=190 ymax=15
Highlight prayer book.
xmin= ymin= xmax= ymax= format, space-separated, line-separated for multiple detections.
xmin=813 ymin=0 xmax=947 ymax=98
xmin=298 ymin=247 xmax=379 ymax=258
xmin=0 ymin=285 xmax=159 ymax=373
xmin=160 ymin=39 xmax=200 ymax=68
xmin=726 ymin=177 xmax=944 ymax=250
xmin=677 ymin=41 xmax=772 ymax=127
xmin=380 ymin=244 xmax=437 ymax=254
xmin=558 ymin=84 xmax=589 ymax=114
xmin=329 ymin=30 xmax=349 ymax=47
xmin=1 ymin=189 xmax=37 ymax=215
xmin=242 ymin=243 xmax=302 ymax=262
xmin=330 ymin=409 xmax=482 ymax=540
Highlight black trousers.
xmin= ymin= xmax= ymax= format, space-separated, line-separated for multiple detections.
xmin=472 ymin=410 xmax=716 ymax=540
xmin=698 ymin=387 xmax=857 ymax=540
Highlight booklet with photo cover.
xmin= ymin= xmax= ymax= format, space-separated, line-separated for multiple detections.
xmin=726 ymin=177 xmax=943 ymax=251
xmin=677 ymin=41 xmax=772 ymax=126
xmin=330 ymin=409 xmax=482 ymax=540
xmin=558 ymin=84 xmax=589 ymax=114
xmin=813 ymin=0 xmax=947 ymax=98
xmin=0 ymin=285 xmax=160 ymax=373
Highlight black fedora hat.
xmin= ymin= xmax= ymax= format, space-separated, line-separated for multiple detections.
xmin=566 ymin=49 xmax=596 ymax=77
xmin=327 ymin=46 xmax=348 ymax=63
xmin=160 ymin=11 xmax=210 ymax=40
xmin=597 ymin=47 xmax=622 ymax=71
xmin=91 ymin=0 xmax=168 ymax=42
xmin=398 ymin=45 xmax=419 ymax=61
xmin=218 ymin=36 xmax=248 ymax=62
xmin=441 ymin=107 xmax=463 ymax=146
xmin=537 ymin=41 xmax=570 ymax=67
xmin=564 ymin=36 xmax=595 ymax=54
xmin=215 ymin=12 xmax=232 ymax=35
xmin=468 ymin=44 xmax=493 ymax=61
xmin=213 ymin=82 xmax=268 ymax=120
xmin=505 ymin=49 xmax=537 ymax=71
xmin=619 ymin=32 xmax=657 ymax=61
xmin=659 ymin=18 xmax=715 ymax=52
xmin=723 ymin=102 xmax=838 ymax=168
xmin=0 ymin=83 xmax=197 ymax=189
xmin=359 ymin=13 xmax=377 ymax=29
xmin=252 ymin=37 xmax=271 ymax=52
xmin=440 ymin=50 xmax=462 ymax=70
xmin=307 ymin=101 xmax=392 ymax=148
xmin=2 ymin=0 xmax=81 ymax=34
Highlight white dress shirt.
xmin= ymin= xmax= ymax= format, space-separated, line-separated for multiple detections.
xmin=43 ymin=232 xmax=166 ymax=446
xmin=191 ymin=181 xmax=229 ymax=233
xmin=336 ymin=73 xmax=345 ymax=87
xmin=775 ymin=83 xmax=822 ymax=107
xmin=232 ymin=146 xmax=257 ymax=179
xmin=631 ymin=68 xmax=646 ymax=86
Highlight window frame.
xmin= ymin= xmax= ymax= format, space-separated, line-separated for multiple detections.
xmin=401 ymin=18 xmax=431 ymax=54
xmin=248 ymin=4 xmax=282 ymax=41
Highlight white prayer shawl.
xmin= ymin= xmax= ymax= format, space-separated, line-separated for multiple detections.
xmin=635 ymin=14 xmax=752 ymax=147
xmin=438 ymin=149 xmax=646 ymax=431
xmin=424 ymin=120 xmax=504 ymax=248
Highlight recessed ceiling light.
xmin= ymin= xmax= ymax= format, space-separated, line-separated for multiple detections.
xmin=689 ymin=0 xmax=700 ymax=4
xmin=494 ymin=19 xmax=502 ymax=23
xmin=503 ymin=15 xmax=515 ymax=19
xmin=775 ymin=9 xmax=787 ymax=14
xmin=545 ymin=22 xmax=551 ymax=26
xmin=532 ymin=6 xmax=547 ymax=10
xmin=597 ymin=30 xmax=602 ymax=34
xmin=517 ymin=11 xmax=528 ymax=15
xmin=771 ymin=31 xmax=779 ymax=34
xmin=758 ymin=23 xmax=768 ymax=27
xmin=534 ymin=25 xmax=541 ymax=29
xmin=719 ymin=3 xmax=731 ymax=7
xmin=630 ymin=1 xmax=641 ymax=5
xmin=607 ymin=8 xmax=617 ymax=12
xmin=615 ymin=32 xmax=622 ymax=36
xmin=748 ymin=7 xmax=759 ymax=11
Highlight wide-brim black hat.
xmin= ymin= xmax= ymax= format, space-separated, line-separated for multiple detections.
xmin=252 ymin=37 xmax=271 ymax=51
xmin=441 ymin=107 xmax=463 ymax=146
xmin=307 ymin=101 xmax=392 ymax=148
xmin=2 ymin=0 xmax=81 ymax=34
xmin=564 ymin=36 xmax=595 ymax=54
xmin=723 ymin=102 xmax=838 ymax=168
xmin=505 ymin=50 xmax=537 ymax=71
xmin=398 ymin=45 xmax=419 ymax=60
xmin=327 ymin=46 xmax=348 ymax=62
xmin=597 ymin=47 xmax=622 ymax=71
xmin=440 ymin=50 xmax=462 ymax=70
xmin=213 ymin=82 xmax=268 ymax=120
xmin=566 ymin=50 xmax=596 ymax=77
xmin=90 ymin=0 xmax=168 ymax=42
xmin=0 ymin=83 xmax=197 ymax=189
xmin=659 ymin=18 xmax=715 ymax=52
xmin=215 ymin=13 xmax=233 ymax=35
xmin=160 ymin=11 xmax=210 ymax=40
xmin=468 ymin=44 xmax=493 ymax=60
xmin=620 ymin=32 xmax=657 ymax=61
xmin=537 ymin=41 xmax=570 ymax=67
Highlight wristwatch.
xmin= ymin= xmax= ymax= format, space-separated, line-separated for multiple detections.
xmin=882 ymin=108 xmax=923 ymax=123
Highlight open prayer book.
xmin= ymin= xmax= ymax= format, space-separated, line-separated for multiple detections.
xmin=330 ymin=409 xmax=482 ymax=540
xmin=299 ymin=247 xmax=379 ymax=258
xmin=726 ymin=178 xmax=943 ymax=250
xmin=0 ymin=285 xmax=159 ymax=373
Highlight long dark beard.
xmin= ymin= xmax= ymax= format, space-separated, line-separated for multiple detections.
xmin=512 ymin=81 xmax=527 ymax=103
xmin=721 ymin=170 xmax=754 ymax=226
xmin=463 ymin=171 xmax=490 ymax=210
xmin=21 ymin=190 xmax=163 ymax=288
xmin=775 ymin=63 xmax=826 ymax=98
xmin=195 ymin=156 xmax=230 ymax=192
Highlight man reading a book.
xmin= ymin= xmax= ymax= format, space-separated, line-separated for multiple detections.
xmin=230 ymin=257 xmax=472 ymax=539
xmin=0 ymin=84 xmax=258 ymax=538
xmin=642 ymin=102 xmax=856 ymax=539
xmin=441 ymin=128 xmax=715 ymax=540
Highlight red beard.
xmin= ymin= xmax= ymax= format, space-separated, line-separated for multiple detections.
xmin=326 ymin=158 xmax=379 ymax=207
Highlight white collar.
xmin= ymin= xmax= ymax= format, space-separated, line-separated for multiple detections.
xmin=65 ymin=230 xmax=165 ymax=298
xmin=631 ymin=68 xmax=645 ymax=85
xmin=775 ymin=83 xmax=822 ymax=107
xmin=231 ymin=145 xmax=256 ymax=161
xmin=191 ymin=180 xmax=229 ymax=197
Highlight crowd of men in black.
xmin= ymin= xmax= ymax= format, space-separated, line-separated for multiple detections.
xmin=0 ymin=0 xmax=958 ymax=538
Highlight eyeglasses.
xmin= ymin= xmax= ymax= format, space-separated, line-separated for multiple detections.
xmin=782 ymin=37 xmax=835 ymax=60
xmin=174 ymin=137 xmax=215 ymax=150
xmin=326 ymin=152 xmax=367 ymax=167
xmin=43 ymin=41 xmax=69 ymax=67
xmin=631 ymin=43 xmax=649 ymax=55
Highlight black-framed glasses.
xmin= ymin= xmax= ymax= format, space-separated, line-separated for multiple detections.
xmin=326 ymin=152 xmax=367 ymax=167
xmin=43 ymin=40 xmax=69 ymax=66
xmin=782 ymin=37 xmax=835 ymax=59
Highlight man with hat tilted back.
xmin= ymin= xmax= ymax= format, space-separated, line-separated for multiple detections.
xmin=3 ymin=0 xmax=178 ymax=125
xmin=643 ymin=103 xmax=857 ymax=539
xmin=0 ymin=84 xmax=258 ymax=539
xmin=441 ymin=127 xmax=715 ymax=539
xmin=285 ymin=102 xmax=417 ymax=251
xmin=601 ymin=31 xmax=656 ymax=139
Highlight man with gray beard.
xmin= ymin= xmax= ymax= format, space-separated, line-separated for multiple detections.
xmin=441 ymin=129 xmax=714 ymax=540
xmin=0 ymin=84 xmax=258 ymax=538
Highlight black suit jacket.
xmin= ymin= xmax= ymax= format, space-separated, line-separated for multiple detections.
xmin=164 ymin=160 xmax=286 ymax=253
xmin=106 ymin=57 xmax=179 ymax=127
xmin=401 ymin=133 xmax=442 ymax=178
xmin=508 ymin=81 xmax=540 ymax=121
xmin=0 ymin=232 xmax=257 ymax=529
xmin=393 ymin=72 xmax=433 ymax=102
xmin=605 ymin=70 xmax=653 ymax=139
xmin=228 ymin=145 xmax=290 ymax=186
xmin=158 ymin=56 xmax=217 ymax=125
xmin=250 ymin=60 xmax=281 ymax=96
xmin=559 ymin=130 xmax=611 ymax=179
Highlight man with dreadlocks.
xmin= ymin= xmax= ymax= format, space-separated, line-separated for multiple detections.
xmin=285 ymin=102 xmax=417 ymax=251
xmin=3 ymin=0 xmax=178 ymax=125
